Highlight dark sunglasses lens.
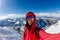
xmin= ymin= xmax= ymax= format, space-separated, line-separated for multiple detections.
xmin=28 ymin=16 xmax=34 ymax=19
xmin=27 ymin=16 xmax=34 ymax=20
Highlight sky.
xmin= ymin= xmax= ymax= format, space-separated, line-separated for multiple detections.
xmin=0 ymin=0 xmax=60 ymax=15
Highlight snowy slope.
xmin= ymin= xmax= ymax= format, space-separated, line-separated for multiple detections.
xmin=0 ymin=27 xmax=21 ymax=40
xmin=46 ymin=20 xmax=60 ymax=34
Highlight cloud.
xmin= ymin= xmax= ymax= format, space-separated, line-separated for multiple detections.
xmin=0 ymin=14 xmax=25 ymax=20
xmin=0 ymin=11 xmax=60 ymax=20
xmin=35 ymin=12 xmax=60 ymax=18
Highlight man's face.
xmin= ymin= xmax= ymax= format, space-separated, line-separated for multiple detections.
xmin=27 ymin=16 xmax=34 ymax=25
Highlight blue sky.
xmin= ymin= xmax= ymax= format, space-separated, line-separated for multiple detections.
xmin=0 ymin=0 xmax=60 ymax=15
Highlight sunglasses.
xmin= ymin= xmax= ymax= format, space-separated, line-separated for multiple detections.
xmin=27 ymin=16 xmax=34 ymax=20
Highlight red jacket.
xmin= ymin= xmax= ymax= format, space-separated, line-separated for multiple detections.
xmin=23 ymin=12 xmax=60 ymax=40
xmin=39 ymin=29 xmax=60 ymax=40
xmin=23 ymin=12 xmax=43 ymax=40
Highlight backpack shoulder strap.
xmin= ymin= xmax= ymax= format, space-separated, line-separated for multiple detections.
xmin=35 ymin=27 xmax=40 ymax=40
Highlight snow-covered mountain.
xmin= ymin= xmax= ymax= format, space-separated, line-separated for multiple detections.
xmin=0 ymin=14 xmax=25 ymax=40
xmin=0 ymin=27 xmax=21 ymax=40
xmin=0 ymin=14 xmax=60 ymax=40
xmin=0 ymin=14 xmax=58 ymax=31
xmin=46 ymin=20 xmax=60 ymax=34
xmin=0 ymin=14 xmax=58 ymax=27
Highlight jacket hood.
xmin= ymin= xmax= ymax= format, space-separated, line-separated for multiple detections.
xmin=25 ymin=12 xmax=37 ymax=33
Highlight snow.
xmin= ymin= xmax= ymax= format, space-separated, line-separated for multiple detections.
xmin=0 ymin=14 xmax=60 ymax=40
xmin=46 ymin=20 xmax=60 ymax=34
xmin=0 ymin=27 xmax=21 ymax=40
xmin=15 ymin=21 xmax=20 ymax=24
